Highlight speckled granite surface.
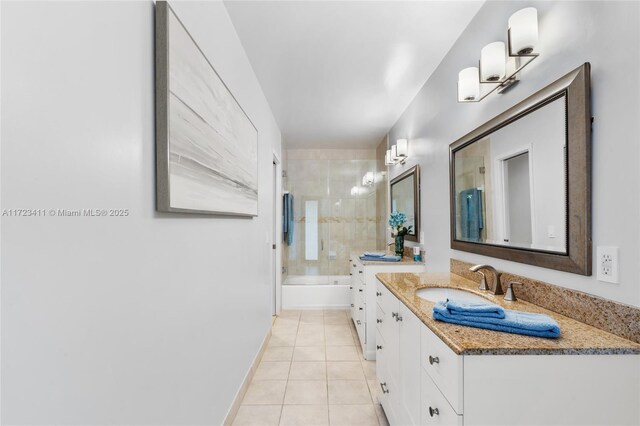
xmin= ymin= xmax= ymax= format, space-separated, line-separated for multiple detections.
xmin=375 ymin=271 xmax=640 ymax=355
xmin=451 ymin=259 xmax=640 ymax=344
xmin=350 ymin=251 xmax=424 ymax=266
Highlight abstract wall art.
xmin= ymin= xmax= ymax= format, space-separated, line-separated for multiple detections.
xmin=155 ymin=1 xmax=258 ymax=216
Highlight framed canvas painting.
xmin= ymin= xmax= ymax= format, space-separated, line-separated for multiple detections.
xmin=155 ymin=1 xmax=258 ymax=216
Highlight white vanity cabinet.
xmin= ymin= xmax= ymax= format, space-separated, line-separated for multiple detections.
xmin=375 ymin=278 xmax=640 ymax=426
xmin=349 ymin=256 xmax=424 ymax=360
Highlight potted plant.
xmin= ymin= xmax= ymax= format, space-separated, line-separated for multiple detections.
xmin=389 ymin=211 xmax=412 ymax=257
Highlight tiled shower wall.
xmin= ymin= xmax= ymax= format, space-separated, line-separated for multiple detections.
xmin=284 ymin=149 xmax=380 ymax=276
xmin=375 ymin=137 xmax=389 ymax=250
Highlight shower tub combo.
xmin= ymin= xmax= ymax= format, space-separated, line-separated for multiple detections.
xmin=282 ymin=275 xmax=351 ymax=309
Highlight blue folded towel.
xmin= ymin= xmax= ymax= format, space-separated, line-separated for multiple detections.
xmin=363 ymin=252 xmax=385 ymax=257
xmin=444 ymin=299 xmax=505 ymax=319
xmin=433 ymin=301 xmax=561 ymax=339
xmin=359 ymin=255 xmax=401 ymax=262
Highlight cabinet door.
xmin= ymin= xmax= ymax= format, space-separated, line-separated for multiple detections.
xmin=421 ymin=370 xmax=462 ymax=426
xmin=399 ymin=303 xmax=422 ymax=425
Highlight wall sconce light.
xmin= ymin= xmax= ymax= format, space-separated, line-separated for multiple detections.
xmin=457 ymin=7 xmax=539 ymax=103
xmin=385 ymin=139 xmax=410 ymax=166
xmin=362 ymin=171 xmax=375 ymax=186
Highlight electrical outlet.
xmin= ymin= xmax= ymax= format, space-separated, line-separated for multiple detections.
xmin=597 ymin=246 xmax=619 ymax=283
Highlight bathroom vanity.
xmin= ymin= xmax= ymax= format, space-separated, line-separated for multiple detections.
xmin=349 ymin=254 xmax=424 ymax=360
xmin=375 ymin=272 xmax=640 ymax=426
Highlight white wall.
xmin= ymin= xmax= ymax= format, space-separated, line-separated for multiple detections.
xmin=389 ymin=1 xmax=640 ymax=307
xmin=1 ymin=1 xmax=281 ymax=424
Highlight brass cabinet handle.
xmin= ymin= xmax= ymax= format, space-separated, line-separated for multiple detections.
xmin=380 ymin=382 xmax=389 ymax=394
xmin=429 ymin=355 xmax=440 ymax=365
xmin=429 ymin=407 xmax=439 ymax=417
xmin=376 ymin=345 xmax=383 ymax=350
xmin=376 ymin=292 xmax=382 ymax=296
xmin=377 ymin=319 xmax=383 ymax=323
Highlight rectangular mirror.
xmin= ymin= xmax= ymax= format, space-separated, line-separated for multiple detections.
xmin=450 ymin=63 xmax=591 ymax=275
xmin=390 ymin=165 xmax=420 ymax=242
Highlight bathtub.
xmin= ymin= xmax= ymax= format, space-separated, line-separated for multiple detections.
xmin=282 ymin=275 xmax=351 ymax=309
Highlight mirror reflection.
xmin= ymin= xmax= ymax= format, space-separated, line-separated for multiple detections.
xmin=453 ymin=96 xmax=567 ymax=253
xmin=390 ymin=166 xmax=419 ymax=241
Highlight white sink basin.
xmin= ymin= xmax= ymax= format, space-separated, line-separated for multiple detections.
xmin=416 ymin=287 xmax=488 ymax=303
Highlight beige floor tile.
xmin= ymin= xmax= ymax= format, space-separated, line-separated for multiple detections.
xmin=374 ymin=404 xmax=389 ymax=426
xmin=323 ymin=309 xmax=348 ymax=316
xmin=233 ymin=405 xmax=282 ymax=426
xmin=253 ymin=362 xmax=291 ymax=381
xmin=328 ymin=404 xmax=378 ymax=426
xmin=262 ymin=346 xmax=294 ymax=362
xmin=279 ymin=404 xmax=329 ymax=426
xmin=296 ymin=331 xmax=325 ymax=346
xmin=272 ymin=323 xmax=300 ymax=335
xmin=284 ymin=380 xmax=328 ymax=405
xmin=279 ymin=310 xmax=302 ymax=319
xmin=298 ymin=324 xmax=324 ymax=335
xmin=361 ymin=360 xmax=376 ymax=380
xmin=243 ymin=380 xmax=287 ymax=405
xmin=327 ymin=362 xmax=365 ymax=380
xmin=367 ymin=380 xmax=380 ymax=404
xmin=325 ymin=325 xmax=352 ymax=335
xmin=293 ymin=346 xmax=326 ymax=362
xmin=268 ymin=333 xmax=297 ymax=347
xmin=289 ymin=361 xmax=326 ymax=380
xmin=300 ymin=315 xmax=325 ymax=325
xmin=328 ymin=380 xmax=372 ymax=404
xmin=326 ymin=346 xmax=360 ymax=361
xmin=324 ymin=315 xmax=349 ymax=325
xmin=325 ymin=331 xmax=355 ymax=346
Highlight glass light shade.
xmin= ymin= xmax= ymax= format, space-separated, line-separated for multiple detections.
xmin=458 ymin=67 xmax=480 ymax=101
xmin=480 ymin=42 xmax=506 ymax=82
xmin=395 ymin=139 xmax=408 ymax=157
xmin=385 ymin=150 xmax=393 ymax=166
xmin=508 ymin=7 xmax=538 ymax=55
xmin=391 ymin=145 xmax=399 ymax=160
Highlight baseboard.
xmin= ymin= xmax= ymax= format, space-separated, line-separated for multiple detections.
xmin=223 ymin=318 xmax=275 ymax=426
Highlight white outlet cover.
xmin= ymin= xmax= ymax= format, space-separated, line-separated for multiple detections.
xmin=597 ymin=246 xmax=619 ymax=284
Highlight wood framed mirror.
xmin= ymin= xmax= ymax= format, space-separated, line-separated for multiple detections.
xmin=390 ymin=165 xmax=420 ymax=242
xmin=449 ymin=63 xmax=591 ymax=275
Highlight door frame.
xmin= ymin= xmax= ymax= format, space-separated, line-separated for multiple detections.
xmin=272 ymin=151 xmax=282 ymax=316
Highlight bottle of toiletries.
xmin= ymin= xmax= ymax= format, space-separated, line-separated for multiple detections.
xmin=413 ymin=246 xmax=422 ymax=262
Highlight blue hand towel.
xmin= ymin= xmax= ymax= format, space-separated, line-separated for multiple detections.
xmin=433 ymin=301 xmax=561 ymax=339
xmin=359 ymin=255 xmax=401 ymax=262
xmin=363 ymin=252 xmax=386 ymax=258
xmin=444 ymin=299 xmax=505 ymax=319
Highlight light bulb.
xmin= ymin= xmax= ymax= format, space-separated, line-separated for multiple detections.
xmin=396 ymin=139 xmax=408 ymax=157
xmin=480 ymin=42 xmax=506 ymax=82
xmin=458 ymin=67 xmax=480 ymax=101
xmin=509 ymin=7 xmax=538 ymax=55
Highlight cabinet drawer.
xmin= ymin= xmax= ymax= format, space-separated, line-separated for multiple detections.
xmin=421 ymin=370 xmax=462 ymax=426
xmin=376 ymin=278 xmax=396 ymax=315
xmin=421 ymin=326 xmax=463 ymax=414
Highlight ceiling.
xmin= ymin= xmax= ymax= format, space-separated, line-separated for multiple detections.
xmin=225 ymin=1 xmax=484 ymax=149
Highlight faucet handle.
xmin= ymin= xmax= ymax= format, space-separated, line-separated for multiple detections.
xmin=504 ymin=281 xmax=523 ymax=301
xmin=477 ymin=272 xmax=488 ymax=291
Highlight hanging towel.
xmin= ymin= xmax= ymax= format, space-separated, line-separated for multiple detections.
xmin=433 ymin=300 xmax=561 ymax=338
xmin=359 ymin=255 xmax=401 ymax=262
xmin=459 ymin=188 xmax=484 ymax=242
xmin=443 ymin=299 xmax=505 ymax=319
xmin=283 ymin=193 xmax=294 ymax=246
xmin=286 ymin=194 xmax=294 ymax=246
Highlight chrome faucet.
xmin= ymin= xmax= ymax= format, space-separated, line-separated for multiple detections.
xmin=469 ymin=264 xmax=504 ymax=296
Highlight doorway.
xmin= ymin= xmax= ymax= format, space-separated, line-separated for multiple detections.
xmin=272 ymin=154 xmax=282 ymax=315
xmin=502 ymin=151 xmax=533 ymax=246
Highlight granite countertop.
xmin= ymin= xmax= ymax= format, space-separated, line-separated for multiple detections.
xmin=351 ymin=251 xmax=424 ymax=266
xmin=375 ymin=272 xmax=640 ymax=355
